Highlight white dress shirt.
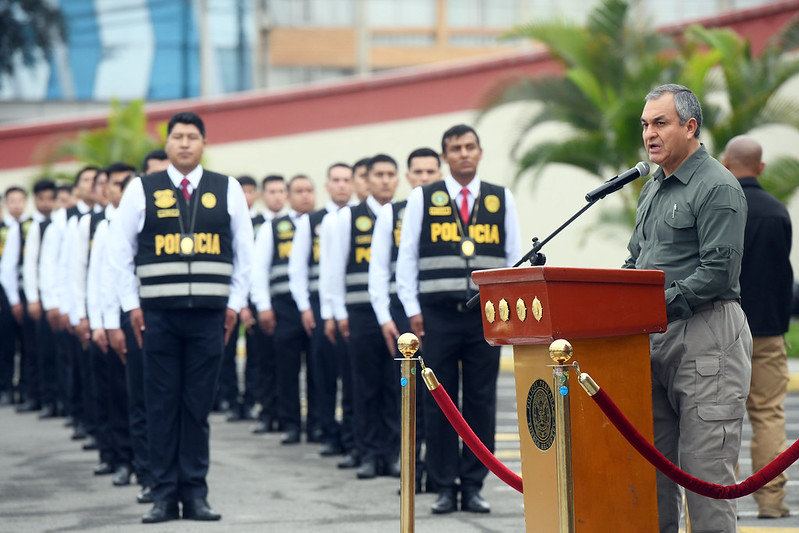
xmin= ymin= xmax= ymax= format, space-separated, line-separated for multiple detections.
xmin=1 ymin=214 xmax=44 ymax=305
xmin=107 ymin=164 xmax=254 ymax=312
xmin=396 ymin=175 xmax=522 ymax=318
xmin=288 ymin=201 xmax=339 ymax=313
xmin=368 ymin=202 xmax=397 ymax=326
xmin=72 ymin=205 xmax=113 ymax=322
xmin=320 ymin=195 xmax=385 ymax=322
xmin=87 ymin=205 xmax=119 ymax=330
xmin=251 ymin=209 xmax=304 ymax=313
xmin=38 ymin=208 xmax=68 ymax=311
xmin=59 ymin=200 xmax=96 ymax=325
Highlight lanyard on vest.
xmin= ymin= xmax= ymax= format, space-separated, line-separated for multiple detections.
xmin=173 ymin=181 xmax=202 ymax=256
xmin=449 ymin=189 xmax=480 ymax=259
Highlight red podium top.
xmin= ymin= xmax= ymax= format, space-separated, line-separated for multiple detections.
xmin=471 ymin=266 xmax=667 ymax=345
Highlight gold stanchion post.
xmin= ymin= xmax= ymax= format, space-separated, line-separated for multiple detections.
xmin=397 ymin=333 xmax=420 ymax=533
xmin=550 ymin=339 xmax=576 ymax=533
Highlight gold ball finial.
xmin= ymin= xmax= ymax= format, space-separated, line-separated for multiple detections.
xmin=397 ymin=332 xmax=420 ymax=359
xmin=549 ymin=339 xmax=573 ymax=365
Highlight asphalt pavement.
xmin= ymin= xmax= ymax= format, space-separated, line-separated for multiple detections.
xmin=2 ymin=352 xmax=799 ymax=532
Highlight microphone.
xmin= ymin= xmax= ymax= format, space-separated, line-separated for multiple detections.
xmin=584 ymin=162 xmax=650 ymax=203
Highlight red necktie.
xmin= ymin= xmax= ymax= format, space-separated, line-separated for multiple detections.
xmin=459 ymin=188 xmax=470 ymax=225
xmin=180 ymin=177 xmax=191 ymax=202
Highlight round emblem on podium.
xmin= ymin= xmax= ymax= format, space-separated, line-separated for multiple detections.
xmin=526 ymin=379 xmax=555 ymax=451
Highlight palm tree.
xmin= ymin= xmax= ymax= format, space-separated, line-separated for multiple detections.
xmin=483 ymin=0 xmax=799 ymax=224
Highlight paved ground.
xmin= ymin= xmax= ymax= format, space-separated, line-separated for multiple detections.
xmin=1 ymin=352 xmax=799 ymax=532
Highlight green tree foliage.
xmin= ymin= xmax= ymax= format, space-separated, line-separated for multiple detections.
xmin=0 ymin=0 xmax=65 ymax=87
xmin=50 ymin=99 xmax=163 ymax=170
xmin=482 ymin=0 xmax=799 ymax=224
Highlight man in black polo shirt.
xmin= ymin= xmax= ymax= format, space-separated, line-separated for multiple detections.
xmin=109 ymin=112 xmax=253 ymax=523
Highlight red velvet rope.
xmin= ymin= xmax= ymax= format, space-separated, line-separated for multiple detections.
xmin=430 ymin=385 xmax=524 ymax=494
xmin=592 ymin=387 xmax=799 ymax=499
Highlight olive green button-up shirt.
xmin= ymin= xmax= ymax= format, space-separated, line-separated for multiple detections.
xmin=623 ymin=145 xmax=747 ymax=322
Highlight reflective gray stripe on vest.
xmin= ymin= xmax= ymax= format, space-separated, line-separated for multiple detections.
xmin=419 ymin=255 xmax=505 ymax=271
xmin=270 ymin=281 xmax=291 ymax=296
xmin=139 ymin=282 xmax=231 ymax=299
xmin=136 ymin=261 xmax=234 ymax=278
xmin=270 ymin=263 xmax=289 ymax=279
xmin=345 ymin=291 xmax=371 ymax=305
xmin=309 ymin=264 xmax=320 ymax=277
xmin=419 ymin=277 xmax=478 ymax=294
xmin=345 ymin=272 xmax=369 ymax=285
xmin=309 ymin=279 xmax=320 ymax=292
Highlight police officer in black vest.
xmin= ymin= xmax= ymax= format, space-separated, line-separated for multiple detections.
xmin=322 ymin=154 xmax=402 ymax=480
xmin=397 ymin=125 xmax=521 ymax=514
xmin=252 ymin=175 xmax=316 ymax=444
xmin=109 ymin=112 xmax=253 ymax=523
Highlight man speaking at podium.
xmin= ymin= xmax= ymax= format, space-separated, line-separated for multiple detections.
xmin=624 ymin=84 xmax=751 ymax=533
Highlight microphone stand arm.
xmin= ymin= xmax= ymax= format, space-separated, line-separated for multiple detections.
xmin=466 ymin=197 xmax=600 ymax=309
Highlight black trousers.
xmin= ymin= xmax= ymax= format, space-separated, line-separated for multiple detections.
xmin=420 ymin=303 xmax=500 ymax=492
xmin=217 ymin=316 xmax=240 ymax=408
xmin=309 ymin=301 xmax=346 ymax=445
xmin=142 ymin=308 xmax=225 ymax=503
xmin=273 ymin=309 xmax=310 ymax=433
xmin=241 ymin=306 xmax=260 ymax=410
xmin=123 ymin=313 xmax=150 ymax=487
xmin=252 ymin=317 xmax=277 ymax=424
xmin=76 ymin=339 xmax=98 ymax=436
xmin=0 ymin=288 xmax=14 ymax=395
xmin=347 ymin=307 xmax=400 ymax=464
xmin=14 ymin=293 xmax=38 ymax=404
xmin=93 ymin=341 xmax=132 ymax=467
xmin=56 ymin=330 xmax=78 ymax=421
xmin=36 ymin=313 xmax=59 ymax=408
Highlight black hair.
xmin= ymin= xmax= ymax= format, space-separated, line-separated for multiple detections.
xmin=141 ymin=149 xmax=167 ymax=174
xmin=56 ymin=184 xmax=73 ymax=195
xmin=262 ymin=174 xmax=285 ymax=188
xmin=4 ymin=186 xmax=27 ymax=198
xmin=33 ymin=179 xmax=56 ymax=196
xmin=327 ymin=162 xmax=351 ymax=177
xmin=106 ymin=162 xmax=137 ymax=175
xmin=237 ymin=175 xmax=257 ymax=188
xmin=167 ymin=111 xmax=205 ymax=138
xmin=75 ymin=166 xmax=100 ymax=185
xmin=352 ymin=158 xmax=371 ymax=172
xmin=407 ymin=147 xmax=440 ymax=169
xmin=366 ymin=154 xmax=397 ymax=173
xmin=441 ymin=124 xmax=480 ymax=153
xmin=288 ymin=174 xmax=313 ymax=191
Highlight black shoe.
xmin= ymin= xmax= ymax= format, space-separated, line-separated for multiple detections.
xmin=142 ymin=501 xmax=179 ymax=524
xmin=137 ymin=486 xmax=154 ymax=504
xmin=218 ymin=399 xmax=231 ymax=412
xmin=94 ymin=462 xmax=114 ymax=475
xmin=431 ymin=489 xmax=457 ymax=514
xmin=71 ymin=425 xmax=87 ymax=440
xmin=461 ymin=490 xmax=490 ymax=513
xmin=63 ymin=416 xmax=75 ymax=428
xmin=182 ymin=498 xmax=221 ymax=521
xmin=113 ymin=465 xmax=132 ymax=486
xmin=307 ymin=427 xmax=324 ymax=443
xmin=319 ymin=442 xmax=344 ymax=457
xmin=37 ymin=404 xmax=57 ymax=419
xmin=338 ymin=451 xmax=361 ymax=469
xmin=15 ymin=400 xmax=40 ymax=413
xmin=383 ymin=460 xmax=401 ymax=478
xmin=356 ymin=459 xmax=378 ymax=479
xmin=242 ymin=405 xmax=258 ymax=421
xmin=281 ymin=430 xmax=300 ymax=445
xmin=225 ymin=408 xmax=242 ymax=422
xmin=82 ymin=436 xmax=98 ymax=451
xmin=0 ymin=391 xmax=11 ymax=405
xmin=250 ymin=418 xmax=273 ymax=434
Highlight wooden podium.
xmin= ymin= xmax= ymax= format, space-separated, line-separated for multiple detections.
xmin=471 ymin=266 xmax=668 ymax=533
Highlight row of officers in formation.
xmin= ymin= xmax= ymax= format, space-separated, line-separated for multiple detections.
xmin=0 ymin=112 xmax=521 ymax=523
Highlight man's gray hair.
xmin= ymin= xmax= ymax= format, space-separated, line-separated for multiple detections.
xmin=645 ymin=84 xmax=702 ymax=138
